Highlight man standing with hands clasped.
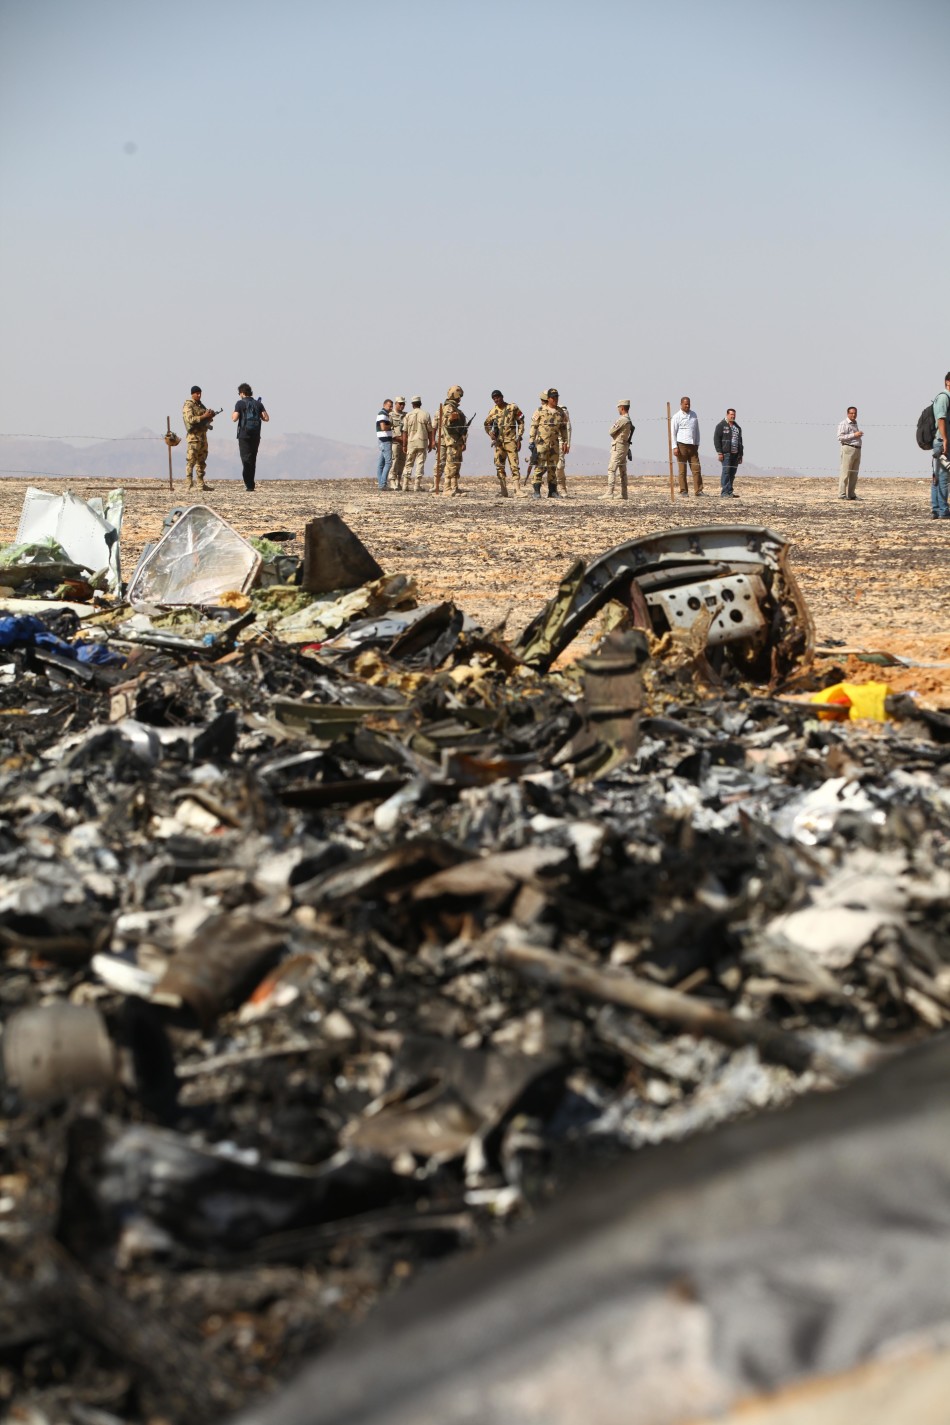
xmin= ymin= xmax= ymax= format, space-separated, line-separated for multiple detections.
xmin=602 ymin=400 xmax=634 ymax=499
xmin=231 ymin=383 xmax=268 ymax=492
xmin=837 ymin=406 xmax=863 ymax=500
xmin=670 ymin=396 xmax=704 ymax=498
xmin=713 ymin=407 xmax=743 ymax=498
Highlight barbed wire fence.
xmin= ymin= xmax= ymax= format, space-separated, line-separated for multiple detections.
xmin=0 ymin=419 xmax=936 ymax=481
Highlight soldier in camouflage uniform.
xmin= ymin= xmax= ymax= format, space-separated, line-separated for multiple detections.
xmin=529 ymin=388 xmax=568 ymax=500
xmin=389 ymin=397 xmax=408 ymax=490
xmin=403 ymin=397 xmax=433 ymax=492
xmin=603 ymin=401 xmax=634 ymax=499
xmin=182 ymin=385 xmax=215 ymax=491
xmin=484 ymin=390 xmax=524 ymax=497
xmin=522 ymin=391 xmax=548 ymax=493
xmin=555 ymin=398 xmax=572 ymax=496
xmin=439 ymin=385 xmax=468 ymax=495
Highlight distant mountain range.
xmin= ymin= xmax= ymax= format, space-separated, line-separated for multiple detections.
xmin=0 ymin=429 xmax=810 ymax=483
xmin=0 ymin=429 xmax=371 ymax=482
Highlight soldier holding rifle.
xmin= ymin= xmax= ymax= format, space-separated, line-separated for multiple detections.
xmin=528 ymin=388 xmax=568 ymax=500
xmin=181 ymin=385 xmax=220 ymax=492
xmin=484 ymin=390 xmax=524 ymax=498
xmin=439 ymin=385 xmax=469 ymax=496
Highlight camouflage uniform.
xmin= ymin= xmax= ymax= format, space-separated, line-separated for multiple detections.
xmin=522 ymin=393 xmax=547 ymax=494
xmin=529 ymin=402 xmax=568 ymax=498
xmin=439 ymin=387 xmax=467 ymax=494
xmin=556 ymin=404 xmax=572 ymax=495
xmin=606 ymin=407 xmax=634 ymax=498
xmin=403 ymin=405 xmax=433 ymax=491
xmin=389 ymin=402 xmax=408 ymax=489
xmin=484 ymin=401 xmax=524 ymax=496
xmin=182 ymin=396 xmax=213 ymax=489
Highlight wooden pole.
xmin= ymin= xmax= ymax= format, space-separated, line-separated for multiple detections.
xmin=166 ymin=416 xmax=174 ymax=492
xmin=666 ymin=400 xmax=675 ymax=503
xmin=435 ymin=402 xmax=443 ymax=495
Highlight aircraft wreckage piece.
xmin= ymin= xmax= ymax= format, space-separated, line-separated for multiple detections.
xmin=128 ymin=505 xmax=262 ymax=607
xmin=516 ymin=525 xmax=814 ymax=681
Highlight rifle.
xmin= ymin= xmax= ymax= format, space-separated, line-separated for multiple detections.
xmin=446 ymin=411 xmax=478 ymax=448
xmin=435 ymin=403 xmax=443 ymax=494
xmin=524 ymin=441 xmax=538 ymax=484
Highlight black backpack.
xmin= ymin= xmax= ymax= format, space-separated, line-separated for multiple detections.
xmin=917 ymin=400 xmax=938 ymax=451
xmin=240 ymin=397 xmax=263 ymax=438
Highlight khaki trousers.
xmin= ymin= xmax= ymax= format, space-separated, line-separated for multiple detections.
xmin=405 ymin=445 xmax=427 ymax=491
xmin=440 ymin=443 xmax=464 ymax=493
xmin=556 ymin=450 xmax=568 ymax=494
xmin=533 ymin=444 xmax=559 ymax=494
xmin=838 ymin=445 xmax=861 ymax=498
xmin=492 ymin=443 xmax=519 ymax=493
xmin=185 ymin=431 xmax=208 ymax=480
xmin=675 ymin=443 xmax=703 ymax=494
xmin=390 ymin=442 xmax=407 ymax=489
xmin=606 ymin=449 xmax=629 ymax=498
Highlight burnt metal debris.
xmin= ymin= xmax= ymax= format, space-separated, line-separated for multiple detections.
xmin=2 ymin=503 xmax=950 ymax=1423
xmin=516 ymin=525 xmax=813 ymax=680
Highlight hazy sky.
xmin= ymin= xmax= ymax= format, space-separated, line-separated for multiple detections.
xmin=0 ymin=0 xmax=947 ymax=477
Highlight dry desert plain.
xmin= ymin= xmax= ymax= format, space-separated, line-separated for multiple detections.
xmin=2 ymin=472 xmax=949 ymax=701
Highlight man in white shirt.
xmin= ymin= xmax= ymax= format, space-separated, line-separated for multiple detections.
xmin=836 ymin=406 xmax=863 ymax=500
xmin=670 ymin=396 xmax=704 ymax=497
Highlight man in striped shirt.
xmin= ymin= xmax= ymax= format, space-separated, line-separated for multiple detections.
xmin=836 ymin=406 xmax=863 ymax=500
xmin=376 ymin=399 xmax=394 ymax=491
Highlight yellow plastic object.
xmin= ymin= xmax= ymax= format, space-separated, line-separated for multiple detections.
xmin=812 ymin=680 xmax=891 ymax=722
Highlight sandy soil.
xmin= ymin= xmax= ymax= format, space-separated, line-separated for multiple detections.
xmin=2 ymin=473 xmax=949 ymax=702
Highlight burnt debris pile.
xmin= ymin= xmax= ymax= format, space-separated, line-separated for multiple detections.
xmin=2 ymin=507 xmax=950 ymax=1422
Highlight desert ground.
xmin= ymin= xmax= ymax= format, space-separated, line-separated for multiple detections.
xmin=2 ymin=472 xmax=949 ymax=700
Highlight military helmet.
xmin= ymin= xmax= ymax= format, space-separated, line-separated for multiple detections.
xmin=446 ymin=384 xmax=463 ymax=401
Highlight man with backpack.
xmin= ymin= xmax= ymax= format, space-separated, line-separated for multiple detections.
xmin=929 ymin=373 xmax=950 ymax=520
xmin=231 ymin=383 xmax=269 ymax=492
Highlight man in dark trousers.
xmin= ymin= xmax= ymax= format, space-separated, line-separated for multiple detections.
xmin=713 ymin=407 xmax=744 ymax=498
xmin=231 ymin=383 xmax=269 ymax=491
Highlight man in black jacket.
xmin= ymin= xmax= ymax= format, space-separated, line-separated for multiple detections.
xmin=713 ymin=408 xmax=743 ymax=498
xmin=232 ymin=383 xmax=269 ymax=492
